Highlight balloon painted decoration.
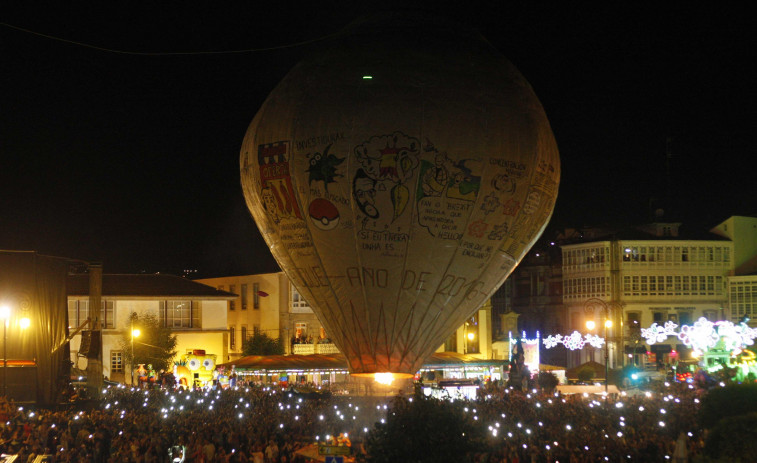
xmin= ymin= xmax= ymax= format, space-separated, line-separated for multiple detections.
xmin=240 ymin=14 xmax=560 ymax=378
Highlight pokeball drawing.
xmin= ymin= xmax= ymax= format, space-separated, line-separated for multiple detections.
xmin=309 ymin=198 xmax=340 ymax=230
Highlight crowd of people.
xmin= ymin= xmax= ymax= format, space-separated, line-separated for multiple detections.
xmin=0 ymin=379 xmax=704 ymax=462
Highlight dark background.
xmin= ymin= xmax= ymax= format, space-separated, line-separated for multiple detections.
xmin=2 ymin=3 xmax=754 ymax=277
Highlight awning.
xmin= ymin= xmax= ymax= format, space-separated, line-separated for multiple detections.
xmin=650 ymin=344 xmax=672 ymax=354
xmin=624 ymin=346 xmax=648 ymax=354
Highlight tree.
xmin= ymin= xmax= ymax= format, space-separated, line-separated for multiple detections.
xmin=577 ymin=366 xmax=595 ymax=383
xmin=120 ymin=312 xmax=178 ymax=373
xmin=702 ymin=412 xmax=757 ymax=461
xmin=361 ymin=394 xmax=486 ymax=463
xmin=242 ymin=327 xmax=284 ymax=356
xmin=699 ymin=383 xmax=757 ymax=428
xmin=537 ymin=371 xmax=559 ymax=392
xmin=698 ymin=383 xmax=757 ymax=461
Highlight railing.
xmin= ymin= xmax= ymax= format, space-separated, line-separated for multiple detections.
xmin=291 ymin=342 xmax=341 ymax=355
xmin=316 ymin=343 xmax=340 ymax=354
xmin=293 ymin=344 xmax=315 ymax=355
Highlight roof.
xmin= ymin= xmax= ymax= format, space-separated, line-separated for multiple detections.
xmin=67 ymin=273 xmax=237 ymax=298
xmin=219 ymin=352 xmax=507 ymax=372
xmin=560 ymin=223 xmax=730 ymax=245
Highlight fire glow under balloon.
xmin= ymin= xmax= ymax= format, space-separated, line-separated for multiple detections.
xmin=240 ymin=14 xmax=560 ymax=376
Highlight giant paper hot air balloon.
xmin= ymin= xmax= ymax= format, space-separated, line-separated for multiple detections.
xmin=240 ymin=13 xmax=560 ymax=379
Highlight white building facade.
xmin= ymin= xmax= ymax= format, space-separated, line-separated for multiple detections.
xmin=561 ymin=220 xmax=737 ymax=369
xmin=67 ymin=274 xmax=233 ymax=384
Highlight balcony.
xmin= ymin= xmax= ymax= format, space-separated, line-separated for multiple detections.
xmin=291 ymin=342 xmax=340 ymax=355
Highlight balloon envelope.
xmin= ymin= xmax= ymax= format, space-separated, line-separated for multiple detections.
xmin=240 ymin=14 xmax=560 ymax=376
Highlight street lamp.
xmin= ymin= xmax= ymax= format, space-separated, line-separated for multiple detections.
xmin=1 ymin=304 xmax=9 ymax=397
xmin=130 ymin=326 xmax=140 ymax=386
xmin=584 ymin=298 xmax=616 ymax=394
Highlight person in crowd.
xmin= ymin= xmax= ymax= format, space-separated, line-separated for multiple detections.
xmin=0 ymin=377 xmax=706 ymax=462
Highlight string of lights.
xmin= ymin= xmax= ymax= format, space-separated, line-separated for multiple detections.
xmin=1 ymin=21 xmax=342 ymax=56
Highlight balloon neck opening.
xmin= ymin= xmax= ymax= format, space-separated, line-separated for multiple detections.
xmin=352 ymin=372 xmax=413 ymax=385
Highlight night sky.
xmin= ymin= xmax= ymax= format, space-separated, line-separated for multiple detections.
xmin=2 ymin=4 xmax=754 ymax=277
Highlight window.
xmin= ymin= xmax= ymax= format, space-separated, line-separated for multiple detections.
xmin=241 ymin=325 xmax=248 ymax=343
xmin=653 ymin=311 xmax=665 ymax=323
xmin=160 ymin=300 xmax=199 ymax=328
xmin=230 ymin=326 xmax=236 ymax=349
xmin=291 ymin=285 xmax=311 ymax=312
xmin=703 ymin=310 xmax=718 ymax=322
xmin=295 ymin=322 xmax=307 ymax=339
xmin=678 ymin=311 xmax=692 ymax=326
xmin=67 ymin=300 xmax=115 ymax=329
xmin=68 ymin=300 xmax=88 ymax=329
xmin=253 ymin=283 xmax=260 ymax=309
xmin=110 ymin=351 xmax=123 ymax=372
xmin=229 ymin=285 xmax=236 ymax=310
xmin=241 ymin=284 xmax=248 ymax=310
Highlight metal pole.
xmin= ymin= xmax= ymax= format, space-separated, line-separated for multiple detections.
xmin=605 ymin=319 xmax=609 ymax=394
xmin=130 ymin=320 xmax=134 ymax=387
xmin=3 ymin=320 xmax=6 ymax=397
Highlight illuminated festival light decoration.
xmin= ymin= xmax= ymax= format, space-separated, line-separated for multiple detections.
xmin=542 ymin=331 xmax=605 ymax=350
xmin=641 ymin=317 xmax=757 ymax=354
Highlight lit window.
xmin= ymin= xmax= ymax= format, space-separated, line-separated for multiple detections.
xmin=160 ymin=300 xmax=199 ymax=328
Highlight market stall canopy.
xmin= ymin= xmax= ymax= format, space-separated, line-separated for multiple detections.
xmin=219 ymin=354 xmax=348 ymax=373
xmin=219 ymin=352 xmax=507 ymax=373
xmin=419 ymin=352 xmax=508 ymax=369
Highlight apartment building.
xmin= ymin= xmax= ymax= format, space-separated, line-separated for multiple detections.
xmin=560 ymin=218 xmax=749 ymax=369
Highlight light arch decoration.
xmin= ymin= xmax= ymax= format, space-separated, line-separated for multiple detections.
xmin=641 ymin=317 xmax=757 ymax=356
xmin=542 ymin=331 xmax=605 ymax=351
